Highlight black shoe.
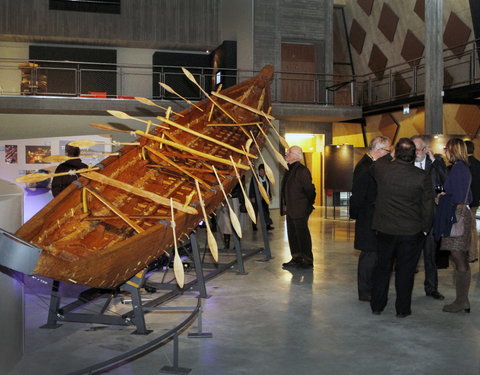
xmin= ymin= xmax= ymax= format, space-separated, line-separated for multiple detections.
xmin=372 ymin=310 xmax=382 ymax=315
xmin=282 ymin=259 xmax=302 ymax=268
xmin=359 ymin=296 xmax=371 ymax=302
xmin=298 ymin=262 xmax=313 ymax=269
xmin=266 ymin=225 xmax=274 ymax=231
xmin=426 ymin=291 xmax=445 ymax=300
xmin=396 ymin=312 xmax=411 ymax=318
xmin=469 ymin=258 xmax=478 ymax=263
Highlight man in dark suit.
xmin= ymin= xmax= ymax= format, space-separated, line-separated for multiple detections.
xmin=370 ymin=138 xmax=434 ymax=317
xmin=411 ymin=135 xmax=447 ymax=300
xmin=466 ymin=141 xmax=480 ymax=263
xmin=350 ymin=135 xmax=391 ymax=302
xmin=280 ymin=145 xmax=316 ymax=269
xmin=51 ymin=143 xmax=88 ymax=197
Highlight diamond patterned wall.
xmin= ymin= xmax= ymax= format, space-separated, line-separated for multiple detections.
xmin=378 ymin=3 xmax=399 ymax=42
xmin=349 ymin=19 xmax=367 ymax=54
xmin=346 ymin=0 xmax=473 ymax=84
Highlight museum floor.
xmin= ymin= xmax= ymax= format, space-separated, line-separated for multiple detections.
xmin=10 ymin=208 xmax=480 ymax=375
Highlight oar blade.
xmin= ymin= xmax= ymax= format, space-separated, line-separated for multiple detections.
xmin=206 ymin=228 xmax=218 ymax=262
xmin=43 ymin=155 xmax=70 ymax=163
xmin=264 ymin=163 xmax=275 ymax=185
xmin=134 ymin=96 xmax=155 ymax=106
xmin=173 ymin=250 xmax=185 ymax=288
xmin=15 ymin=173 xmax=51 ymax=183
xmin=229 ymin=207 xmax=243 ymax=238
xmin=245 ymin=199 xmax=257 ymax=224
xmin=89 ymin=123 xmax=131 ymax=133
xmin=68 ymin=140 xmax=98 ymax=148
xmin=107 ymin=110 xmax=130 ymax=120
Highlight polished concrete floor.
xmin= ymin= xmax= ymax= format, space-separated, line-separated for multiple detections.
xmin=9 ymin=208 xmax=480 ymax=374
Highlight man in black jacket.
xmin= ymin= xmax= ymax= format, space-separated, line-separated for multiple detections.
xmin=411 ymin=135 xmax=447 ymax=300
xmin=280 ymin=146 xmax=316 ymax=269
xmin=370 ymin=138 xmax=434 ymax=317
xmin=466 ymin=141 xmax=480 ymax=263
xmin=350 ymin=135 xmax=391 ymax=302
xmin=51 ymin=143 xmax=88 ymax=197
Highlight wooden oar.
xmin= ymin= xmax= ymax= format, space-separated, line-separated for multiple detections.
xmin=134 ymin=97 xmax=184 ymax=117
xmin=90 ymin=123 xmax=134 ymax=133
xmin=107 ymin=110 xmax=169 ymax=129
xmin=15 ymin=167 xmax=100 ymax=183
xmin=256 ymin=125 xmax=289 ymax=170
xmin=250 ymin=131 xmax=275 ymax=185
xmin=194 ymin=179 xmax=218 ymax=262
xmin=229 ymin=155 xmax=256 ymax=224
xmin=68 ymin=140 xmax=140 ymax=148
xmin=144 ymin=146 xmax=210 ymax=188
xmin=207 ymin=122 xmax=262 ymax=127
xmin=242 ymin=146 xmax=271 ymax=205
xmin=260 ymin=111 xmax=290 ymax=149
xmin=181 ymin=67 xmax=238 ymax=124
xmin=81 ymin=171 xmax=197 ymax=215
xmin=89 ymin=123 xmax=249 ymax=170
xmin=156 ymin=116 xmax=256 ymax=158
xmin=159 ymin=83 xmax=204 ymax=112
xmin=245 ymin=138 xmax=253 ymax=153
xmin=43 ymin=153 xmax=119 ymax=164
xmin=170 ymin=198 xmax=185 ymax=288
xmin=212 ymin=165 xmax=242 ymax=238
xmin=211 ymin=91 xmax=275 ymax=120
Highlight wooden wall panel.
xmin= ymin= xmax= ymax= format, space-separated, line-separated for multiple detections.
xmin=0 ymin=0 xmax=219 ymax=50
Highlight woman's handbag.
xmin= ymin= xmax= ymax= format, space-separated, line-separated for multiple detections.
xmin=449 ymin=210 xmax=465 ymax=237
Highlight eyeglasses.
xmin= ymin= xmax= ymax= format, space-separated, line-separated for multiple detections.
xmin=416 ymin=147 xmax=426 ymax=152
xmin=381 ymin=148 xmax=391 ymax=152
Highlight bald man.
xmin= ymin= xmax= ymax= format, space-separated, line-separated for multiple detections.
xmin=280 ymin=145 xmax=316 ymax=269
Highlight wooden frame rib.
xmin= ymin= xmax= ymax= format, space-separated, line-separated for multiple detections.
xmin=84 ymin=186 xmax=144 ymax=233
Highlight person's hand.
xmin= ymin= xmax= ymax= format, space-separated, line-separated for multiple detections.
xmin=426 ymin=148 xmax=435 ymax=161
xmin=435 ymin=192 xmax=446 ymax=205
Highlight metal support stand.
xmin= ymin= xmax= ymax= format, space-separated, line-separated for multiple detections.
xmin=40 ymin=280 xmax=62 ymax=329
xmin=119 ymin=270 xmax=152 ymax=335
xmin=252 ymin=178 xmax=272 ymax=261
xmin=40 ymin=271 xmax=152 ymax=334
xmin=189 ymin=232 xmax=208 ymax=298
xmin=159 ymin=334 xmax=192 ymax=374
xmin=227 ymin=197 xmax=248 ymax=275
xmin=188 ymin=300 xmax=212 ymax=338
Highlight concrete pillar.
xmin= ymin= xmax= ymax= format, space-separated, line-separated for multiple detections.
xmin=424 ymin=0 xmax=443 ymax=134
xmin=324 ymin=0 xmax=334 ymax=79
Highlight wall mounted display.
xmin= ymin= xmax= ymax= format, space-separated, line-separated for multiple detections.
xmin=5 ymin=145 xmax=17 ymax=164
xmin=0 ymin=134 xmax=111 ymax=223
xmin=25 ymin=146 xmax=51 ymax=164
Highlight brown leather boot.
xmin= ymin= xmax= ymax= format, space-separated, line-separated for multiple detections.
xmin=442 ymin=270 xmax=471 ymax=313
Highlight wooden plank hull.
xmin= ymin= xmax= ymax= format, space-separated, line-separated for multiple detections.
xmin=12 ymin=66 xmax=275 ymax=289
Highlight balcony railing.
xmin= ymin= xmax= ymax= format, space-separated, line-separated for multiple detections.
xmin=1 ymin=39 xmax=479 ymax=107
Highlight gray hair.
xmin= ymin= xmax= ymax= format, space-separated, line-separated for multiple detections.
xmin=288 ymin=145 xmax=304 ymax=161
xmin=368 ymin=136 xmax=391 ymax=152
xmin=410 ymin=135 xmax=429 ymax=147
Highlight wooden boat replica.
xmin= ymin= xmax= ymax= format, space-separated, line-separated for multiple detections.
xmin=6 ymin=65 xmax=278 ymax=289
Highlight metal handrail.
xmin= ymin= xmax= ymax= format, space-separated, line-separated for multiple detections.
xmin=1 ymin=38 xmax=479 ymax=106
